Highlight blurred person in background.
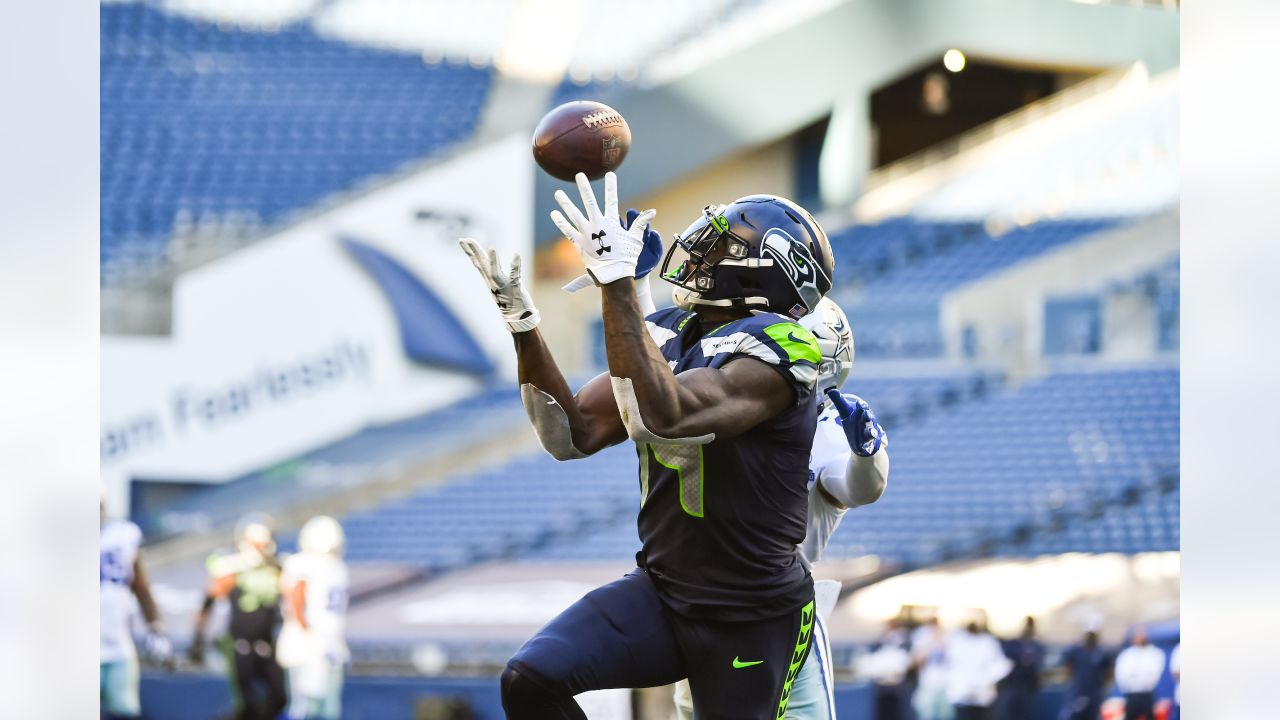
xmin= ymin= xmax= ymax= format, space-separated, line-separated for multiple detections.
xmin=278 ymin=516 xmax=350 ymax=720
xmin=862 ymin=619 xmax=914 ymax=720
xmin=911 ymin=617 xmax=952 ymax=720
xmin=999 ymin=616 xmax=1044 ymax=720
xmin=1113 ymin=626 xmax=1165 ymax=720
xmin=1059 ymin=629 xmax=1112 ymax=720
xmin=1168 ymin=643 xmax=1180 ymax=720
xmin=946 ymin=619 xmax=1013 ymax=720
xmin=188 ymin=513 xmax=287 ymax=720
xmin=101 ymin=498 xmax=170 ymax=720
xmin=672 ymin=297 xmax=891 ymax=720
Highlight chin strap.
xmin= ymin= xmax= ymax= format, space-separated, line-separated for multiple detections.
xmin=671 ymin=286 xmax=771 ymax=312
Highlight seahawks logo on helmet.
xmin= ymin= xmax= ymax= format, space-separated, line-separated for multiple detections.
xmin=762 ymin=229 xmax=823 ymax=315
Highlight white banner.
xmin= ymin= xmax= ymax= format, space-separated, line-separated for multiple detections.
xmin=102 ymin=134 xmax=532 ymax=485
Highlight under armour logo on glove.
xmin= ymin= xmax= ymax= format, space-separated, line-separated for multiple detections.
xmin=550 ymin=171 xmax=656 ymax=286
xmin=592 ymin=230 xmax=611 ymax=256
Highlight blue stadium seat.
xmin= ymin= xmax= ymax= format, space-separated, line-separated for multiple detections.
xmin=826 ymin=218 xmax=1116 ymax=359
xmin=817 ymin=365 xmax=1178 ymax=565
xmin=101 ymin=4 xmax=492 ymax=282
xmin=396 ymin=367 xmax=1172 ymax=569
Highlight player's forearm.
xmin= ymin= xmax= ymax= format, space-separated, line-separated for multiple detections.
xmin=819 ymin=448 xmax=889 ymax=509
xmin=134 ymin=584 xmax=162 ymax=626
xmin=513 ymin=329 xmax=611 ymax=457
xmin=514 ymin=328 xmax=577 ymax=411
xmin=600 ymin=281 xmax=687 ymax=429
xmin=191 ymin=602 xmax=212 ymax=639
xmin=288 ymin=583 xmax=309 ymax=630
xmin=131 ymin=558 xmax=162 ymax=626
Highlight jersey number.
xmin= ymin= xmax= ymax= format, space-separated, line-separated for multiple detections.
xmin=100 ymin=549 xmax=130 ymax=586
xmin=327 ymin=587 xmax=348 ymax=614
xmin=640 ymin=443 xmax=705 ymax=518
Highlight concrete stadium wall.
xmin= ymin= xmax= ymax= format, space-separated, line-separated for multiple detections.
xmin=536 ymin=0 xmax=1179 ymax=224
xmin=940 ymin=210 xmax=1179 ymax=372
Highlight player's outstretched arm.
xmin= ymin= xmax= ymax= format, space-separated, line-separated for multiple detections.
xmin=817 ymin=390 xmax=890 ymax=509
xmin=548 ymin=171 xmax=793 ymax=442
xmin=601 ymin=281 xmax=794 ymax=442
xmin=130 ymin=549 xmax=162 ymax=630
xmin=459 ymin=238 xmax=625 ymax=458
xmin=188 ymin=567 xmax=235 ymax=664
xmin=513 ymin=331 xmax=627 ymax=457
xmin=131 ymin=550 xmax=173 ymax=663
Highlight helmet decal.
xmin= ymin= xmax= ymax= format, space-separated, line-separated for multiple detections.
xmin=762 ymin=229 xmax=823 ymax=315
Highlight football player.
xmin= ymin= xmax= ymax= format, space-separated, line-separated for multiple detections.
xmin=674 ymin=297 xmax=891 ymax=720
xmin=461 ymin=172 xmax=836 ymax=719
xmin=101 ymin=498 xmax=169 ymax=720
xmin=278 ymin=516 xmax=351 ymax=720
xmin=189 ymin=513 xmax=287 ymax=720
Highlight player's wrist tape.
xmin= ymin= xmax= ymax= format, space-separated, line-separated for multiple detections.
xmin=504 ymin=306 xmax=541 ymax=333
xmin=610 ymin=376 xmax=715 ymax=446
xmin=586 ymin=262 xmax=638 ymax=286
xmin=521 ymin=384 xmax=587 ymax=460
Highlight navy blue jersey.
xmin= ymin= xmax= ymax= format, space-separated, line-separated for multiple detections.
xmin=634 ymin=307 xmax=821 ymax=621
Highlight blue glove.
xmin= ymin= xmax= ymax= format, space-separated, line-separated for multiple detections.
xmin=625 ymin=207 xmax=664 ymax=279
xmin=826 ymin=389 xmax=885 ymax=457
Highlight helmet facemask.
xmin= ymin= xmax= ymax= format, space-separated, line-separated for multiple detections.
xmin=662 ymin=206 xmax=748 ymax=303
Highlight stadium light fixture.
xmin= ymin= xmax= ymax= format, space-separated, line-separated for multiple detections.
xmin=943 ymin=49 xmax=966 ymax=73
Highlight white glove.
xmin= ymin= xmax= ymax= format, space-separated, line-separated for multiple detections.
xmin=459 ymin=238 xmax=541 ymax=333
xmin=142 ymin=629 xmax=173 ymax=664
xmin=550 ymin=172 xmax=656 ymax=287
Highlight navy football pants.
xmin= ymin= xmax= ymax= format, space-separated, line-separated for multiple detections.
xmin=504 ymin=568 xmax=815 ymax=720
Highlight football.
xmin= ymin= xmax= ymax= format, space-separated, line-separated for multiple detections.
xmin=532 ymin=100 xmax=631 ymax=182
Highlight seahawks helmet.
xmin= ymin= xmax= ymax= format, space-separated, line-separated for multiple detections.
xmin=800 ymin=297 xmax=855 ymax=392
xmin=660 ymin=195 xmax=834 ymax=320
xmin=234 ymin=512 xmax=276 ymax=565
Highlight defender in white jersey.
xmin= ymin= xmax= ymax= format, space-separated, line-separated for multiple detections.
xmin=278 ymin=516 xmax=351 ymax=720
xmin=672 ymin=297 xmax=890 ymax=719
xmin=101 ymin=503 xmax=169 ymax=719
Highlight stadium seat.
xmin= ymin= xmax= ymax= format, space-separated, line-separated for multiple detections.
xmin=101 ymin=4 xmax=492 ymax=283
xmin=826 ymin=218 xmax=1116 ymax=359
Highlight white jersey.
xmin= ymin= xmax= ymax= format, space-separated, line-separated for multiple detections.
xmin=799 ymin=402 xmax=855 ymax=563
xmin=100 ymin=520 xmax=143 ymax=663
xmin=281 ymin=553 xmax=350 ymax=659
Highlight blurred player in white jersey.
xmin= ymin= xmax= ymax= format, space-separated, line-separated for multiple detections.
xmin=101 ymin=499 xmax=170 ymax=720
xmin=278 ymin=516 xmax=350 ymax=720
xmin=673 ymin=297 xmax=891 ymax=719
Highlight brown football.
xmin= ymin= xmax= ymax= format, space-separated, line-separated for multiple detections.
xmin=532 ymin=100 xmax=631 ymax=182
